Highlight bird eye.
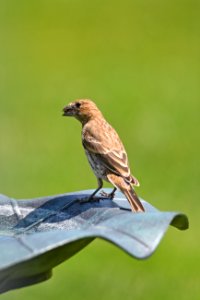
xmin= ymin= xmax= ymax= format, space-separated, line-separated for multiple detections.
xmin=75 ymin=102 xmax=81 ymax=108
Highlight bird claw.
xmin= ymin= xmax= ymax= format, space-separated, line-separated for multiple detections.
xmin=100 ymin=190 xmax=115 ymax=199
xmin=79 ymin=196 xmax=101 ymax=204
xmin=78 ymin=190 xmax=116 ymax=205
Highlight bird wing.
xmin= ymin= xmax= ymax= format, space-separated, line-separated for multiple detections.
xmin=82 ymin=120 xmax=132 ymax=181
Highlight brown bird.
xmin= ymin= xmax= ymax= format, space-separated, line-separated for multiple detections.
xmin=63 ymin=99 xmax=145 ymax=212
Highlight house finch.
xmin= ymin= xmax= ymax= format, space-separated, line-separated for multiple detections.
xmin=63 ymin=99 xmax=145 ymax=212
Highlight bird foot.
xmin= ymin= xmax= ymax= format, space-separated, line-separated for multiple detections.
xmin=100 ymin=190 xmax=115 ymax=199
xmin=79 ymin=196 xmax=101 ymax=204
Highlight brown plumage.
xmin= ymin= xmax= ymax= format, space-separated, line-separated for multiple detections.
xmin=63 ymin=99 xmax=145 ymax=212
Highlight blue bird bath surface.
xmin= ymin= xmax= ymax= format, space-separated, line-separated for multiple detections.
xmin=0 ymin=189 xmax=189 ymax=293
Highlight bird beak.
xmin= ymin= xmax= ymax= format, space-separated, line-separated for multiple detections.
xmin=62 ymin=104 xmax=75 ymax=116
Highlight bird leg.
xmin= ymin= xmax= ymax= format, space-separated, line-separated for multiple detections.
xmin=100 ymin=187 xmax=117 ymax=199
xmin=79 ymin=178 xmax=103 ymax=203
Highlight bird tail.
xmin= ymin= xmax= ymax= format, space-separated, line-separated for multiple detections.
xmin=123 ymin=186 xmax=145 ymax=212
xmin=107 ymin=174 xmax=145 ymax=212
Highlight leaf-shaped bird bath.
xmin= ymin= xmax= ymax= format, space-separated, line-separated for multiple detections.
xmin=0 ymin=189 xmax=188 ymax=293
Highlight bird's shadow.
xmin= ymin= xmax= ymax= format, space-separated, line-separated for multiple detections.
xmin=12 ymin=192 xmax=125 ymax=234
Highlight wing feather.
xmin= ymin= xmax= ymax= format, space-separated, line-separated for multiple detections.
xmin=82 ymin=121 xmax=131 ymax=180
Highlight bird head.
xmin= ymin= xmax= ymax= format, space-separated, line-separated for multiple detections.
xmin=63 ymin=99 xmax=102 ymax=123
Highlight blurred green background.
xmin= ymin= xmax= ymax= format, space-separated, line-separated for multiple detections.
xmin=0 ymin=0 xmax=199 ymax=299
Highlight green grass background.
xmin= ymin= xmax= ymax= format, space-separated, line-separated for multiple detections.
xmin=0 ymin=0 xmax=199 ymax=299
